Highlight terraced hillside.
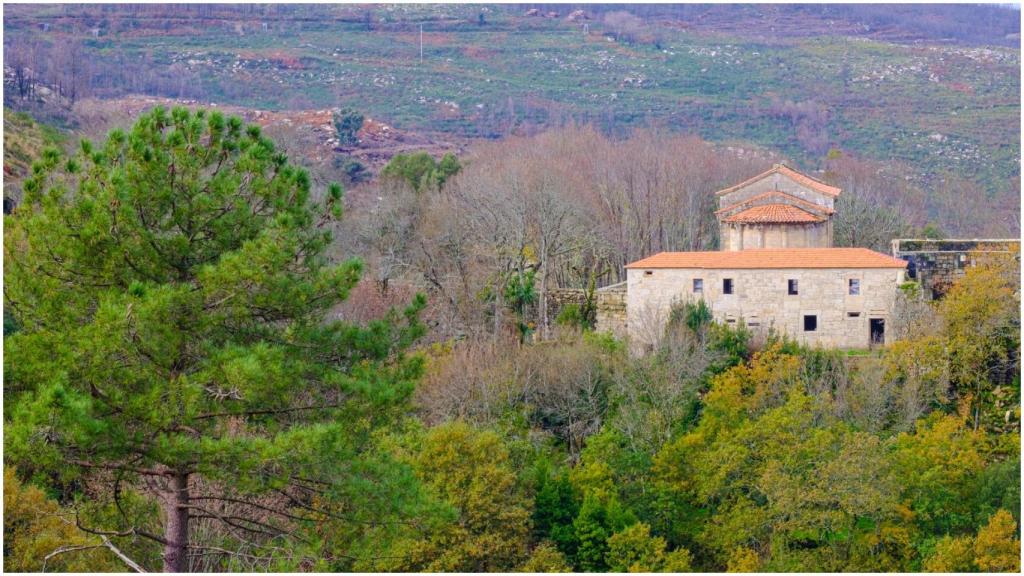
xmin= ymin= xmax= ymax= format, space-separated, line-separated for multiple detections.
xmin=3 ymin=4 xmax=1020 ymax=195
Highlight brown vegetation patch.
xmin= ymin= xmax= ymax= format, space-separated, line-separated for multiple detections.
xmin=394 ymin=30 xmax=452 ymax=46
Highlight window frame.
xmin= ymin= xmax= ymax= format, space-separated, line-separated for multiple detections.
xmin=803 ymin=314 xmax=818 ymax=332
xmin=848 ymin=278 xmax=861 ymax=295
xmin=788 ymin=279 xmax=799 ymax=295
xmin=693 ymin=278 xmax=704 ymax=294
xmin=723 ymin=278 xmax=734 ymax=295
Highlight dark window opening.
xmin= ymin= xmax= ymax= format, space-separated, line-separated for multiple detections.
xmin=870 ymin=318 xmax=885 ymax=345
xmin=723 ymin=278 xmax=734 ymax=294
xmin=693 ymin=278 xmax=703 ymax=293
xmin=788 ymin=279 xmax=799 ymax=295
xmin=803 ymin=315 xmax=817 ymax=332
xmin=847 ymin=312 xmax=861 ymax=318
xmin=849 ymin=278 xmax=861 ymax=295
xmin=644 ymin=270 xmax=653 ymax=276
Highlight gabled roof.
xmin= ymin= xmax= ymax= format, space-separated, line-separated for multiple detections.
xmin=722 ymin=204 xmax=825 ymax=224
xmin=715 ymin=190 xmax=834 ymax=217
xmin=714 ymin=163 xmax=841 ymax=198
xmin=625 ymin=248 xmax=908 ymax=270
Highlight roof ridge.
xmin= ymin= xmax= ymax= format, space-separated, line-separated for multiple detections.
xmin=714 ymin=163 xmax=842 ymax=197
xmin=715 ymin=189 xmax=834 ymax=216
xmin=776 ymin=164 xmax=842 ymax=196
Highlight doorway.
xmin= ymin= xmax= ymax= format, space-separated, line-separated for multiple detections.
xmin=869 ymin=319 xmax=885 ymax=346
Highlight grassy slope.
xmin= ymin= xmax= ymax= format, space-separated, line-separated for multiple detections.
xmin=4 ymin=5 xmax=1020 ymax=194
xmin=3 ymin=108 xmax=66 ymax=202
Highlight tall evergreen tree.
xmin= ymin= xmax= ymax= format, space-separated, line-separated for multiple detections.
xmin=4 ymin=106 xmax=426 ymax=571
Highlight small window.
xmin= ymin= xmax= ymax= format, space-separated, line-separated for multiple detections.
xmin=788 ymin=279 xmax=799 ymax=295
xmin=693 ymin=278 xmax=703 ymax=293
xmin=723 ymin=278 xmax=734 ymax=294
xmin=847 ymin=312 xmax=861 ymax=318
xmin=644 ymin=270 xmax=653 ymax=276
xmin=803 ymin=314 xmax=817 ymax=332
xmin=849 ymin=278 xmax=861 ymax=295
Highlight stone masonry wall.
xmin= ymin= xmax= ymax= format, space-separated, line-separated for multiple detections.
xmin=548 ymin=284 xmax=628 ymax=339
xmin=721 ymin=221 xmax=832 ymax=251
xmin=891 ymin=239 xmax=1021 ymax=300
xmin=626 ymin=266 xmax=905 ymax=351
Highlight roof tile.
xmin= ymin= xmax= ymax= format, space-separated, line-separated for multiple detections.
xmin=716 ymin=190 xmax=834 ymax=216
xmin=715 ymin=163 xmax=841 ymax=197
xmin=626 ymin=248 xmax=909 ymax=270
xmin=722 ymin=204 xmax=825 ymax=224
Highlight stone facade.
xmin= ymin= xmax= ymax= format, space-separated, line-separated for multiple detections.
xmin=720 ymin=220 xmax=832 ymax=251
xmin=627 ymin=266 xmax=905 ymax=350
xmin=891 ymin=239 xmax=1021 ymax=300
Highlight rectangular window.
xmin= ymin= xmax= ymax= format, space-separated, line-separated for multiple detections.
xmin=847 ymin=312 xmax=861 ymax=318
xmin=693 ymin=278 xmax=703 ymax=293
xmin=804 ymin=315 xmax=817 ymax=332
xmin=723 ymin=278 xmax=734 ymax=294
xmin=849 ymin=278 xmax=861 ymax=295
xmin=788 ymin=279 xmax=799 ymax=295
xmin=644 ymin=270 xmax=653 ymax=276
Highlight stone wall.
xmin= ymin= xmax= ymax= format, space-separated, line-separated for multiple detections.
xmin=891 ymin=239 xmax=1021 ymax=299
xmin=594 ymin=283 xmax=627 ymax=337
xmin=721 ymin=220 xmax=832 ymax=251
xmin=626 ymin=266 xmax=905 ymax=351
xmin=547 ymin=283 xmax=628 ymax=339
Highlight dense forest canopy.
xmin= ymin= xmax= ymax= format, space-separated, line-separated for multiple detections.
xmin=4 ymin=103 xmax=1020 ymax=573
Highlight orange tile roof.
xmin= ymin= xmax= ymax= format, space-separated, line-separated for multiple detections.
xmin=716 ymin=190 xmax=834 ymax=216
xmin=625 ymin=248 xmax=908 ymax=270
xmin=714 ymin=163 xmax=841 ymax=197
xmin=722 ymin=204 xmax=824 ymax=224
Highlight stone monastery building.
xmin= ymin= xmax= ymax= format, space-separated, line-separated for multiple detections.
xmin=625 ymin=164 xmax=908 ymax=350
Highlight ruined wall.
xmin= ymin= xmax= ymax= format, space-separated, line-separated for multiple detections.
xmin=547 ymin=284 xmax=627 ymax=339
xmin=891 ymin=239 xmax=1021 ymax=299
xmin=594 ymin=285 xmax=627 ymax=337
xmin=626 ymin=266 xmax=905 ymax=351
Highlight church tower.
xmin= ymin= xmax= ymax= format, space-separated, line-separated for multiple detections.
xmin=715 ymin=163 xmax=840 ymax=251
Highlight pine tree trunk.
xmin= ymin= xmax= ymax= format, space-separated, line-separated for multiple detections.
xmin=162 ymin=472 xmax=190 ymax=572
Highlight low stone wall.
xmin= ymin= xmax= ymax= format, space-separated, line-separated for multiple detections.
xmin=548 ymin=283 xmax=628 ymax=340
xmin=892 ymin=239 xmax=1020 ymax=299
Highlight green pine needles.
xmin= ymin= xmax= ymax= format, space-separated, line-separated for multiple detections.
xmin=4 ymin=106 xmax=427 ymax=571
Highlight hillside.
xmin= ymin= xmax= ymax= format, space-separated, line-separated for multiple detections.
xmin=3 ymin=3 xmax=1020 ymax=199
xmin=2 ymin=108 xmax=65 ymax=207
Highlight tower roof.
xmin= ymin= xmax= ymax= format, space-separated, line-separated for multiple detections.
xmin=716 ymin=190 xmax=834 ymax=217
xmin=714 ymin=163 xmax=841 ymax=198
xmin=722 ymin=204 xmax=825 ymax=224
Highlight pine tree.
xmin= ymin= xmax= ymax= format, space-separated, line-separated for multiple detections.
xmin=4 ymin=106 xmax=426 ymax=571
